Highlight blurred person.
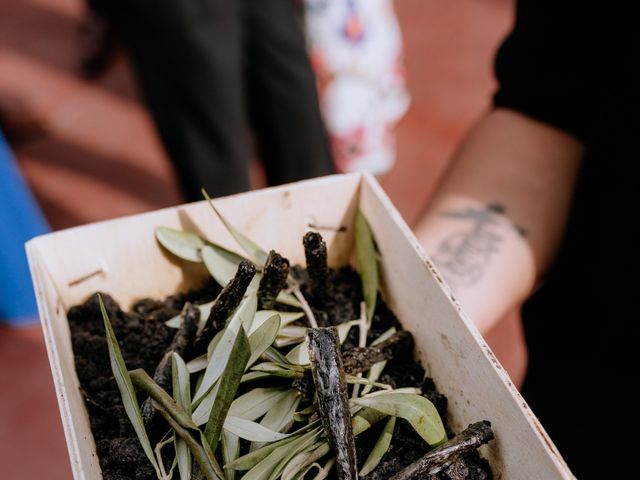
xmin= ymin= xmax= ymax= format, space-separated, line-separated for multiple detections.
xmin=414 ymin=1 xmax=635 ymax=477
xmin=78 ymin=0 xmax=117 ymax=78
xmin=109 ymin=0 xmax=334 ymax=201
xmin=0 ymin=130 xmax=49 ymax=326
xmin=305 ymin=0 xmax=409 ymax=175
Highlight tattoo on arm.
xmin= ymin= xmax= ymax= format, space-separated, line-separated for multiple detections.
xmin=432 ymin=203 xmax=526 ymax=291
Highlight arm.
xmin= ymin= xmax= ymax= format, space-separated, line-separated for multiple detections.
xmin=415 ymin=108 xmax=583 ymax=334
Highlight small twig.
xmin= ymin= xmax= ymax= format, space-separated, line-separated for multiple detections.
xmin=303 ymin=231 xmax=330 ymax=308
xmin=307 ymin=223 xmax=347 ymax=233
xmin=79 ymin=387 xmax=107 ymax=411
xmin=341 ymin=331 xmax=414 ymax=375
xmin=257 ymin=250 xmax=290 ymax=309
xmin=68 ymin=267 xmax=105 ymax=286
xmin=390 ymin=421 xmax=494 ymax=479
xmin=352 ymin=302 xmax=368 ymax=399
xmin=142 ymin=303 xmax=199 ymax=427
xmin=308 ymin=327 xmax=357 ymax=480
xmin=193 ymin=260 xmax=256 ymax=354
xmin=130 ymin=369 xmax=197 ymax=430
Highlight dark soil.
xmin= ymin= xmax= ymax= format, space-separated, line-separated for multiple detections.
xmin=69 ymin=267 xmax=492 ymax=480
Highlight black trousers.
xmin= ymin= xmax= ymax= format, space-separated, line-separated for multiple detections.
xmin=112 ymin=0 xmax=334 ymax=201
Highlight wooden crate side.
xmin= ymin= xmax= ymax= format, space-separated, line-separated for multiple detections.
xmin=359 ymin=173 xmax=573 ymax=479
xmin=27 ymin=174 xmax=361 ymax=311
xmin=26 ymin=248 xmax=98 ymax=479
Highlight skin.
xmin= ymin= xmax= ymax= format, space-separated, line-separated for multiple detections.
xmin=415 ymin=108 xmax=583 ymax=386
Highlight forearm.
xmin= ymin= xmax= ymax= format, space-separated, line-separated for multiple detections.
xmin=415 ymin=108 xmax=583 ymax=333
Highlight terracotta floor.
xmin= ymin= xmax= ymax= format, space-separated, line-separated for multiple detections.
xmin=0 ymin=0 xmax=513 ymax=477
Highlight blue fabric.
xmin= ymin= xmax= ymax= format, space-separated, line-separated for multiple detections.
xmin=0 ymin=131 xmax=49 ymax=325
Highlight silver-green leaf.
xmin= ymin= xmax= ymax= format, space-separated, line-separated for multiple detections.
xmin=228 ymin=387 xmax=290 ymax=421
xmin=251 ymin=389 xmax=301 ymax=451
xmin=172 ymin=353 xmax=192 ymax=480
xmin=223 ymin=430 xmax=240 ymax=480
xmin=251 ymin=310 xmax=304 ymax=334
xmin=201 ymin=244 xmax=248 ymax=289
xmin=204 ymin=327 xmax=251 ymax=453
xmin=353 ymin=393 xmax=446 ymax=447
xmin=99 ymin=295 xmax=161 ymax=478
xmin=359 ymin=415 xmax=396 ymax=476
xmin=202 ymin=189 xmax=269 ymax=266
xmin=224 ymin=416 xmax=291 ymax=442
xmin=354 ymin=211 xmax=378 ymax=321
xmin=155 ymin=226 xmax=206 ymax=263
xmin=248 ymin=314 xmax=281 ymax=366
xmin=193 ymin=294 xmax=257 ymax=404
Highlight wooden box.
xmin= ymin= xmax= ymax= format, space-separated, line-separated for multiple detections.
xmin=27 ymin=173 xmax=573 ymax=479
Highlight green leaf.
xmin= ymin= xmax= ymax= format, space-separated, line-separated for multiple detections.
xmin=359 ymin=416 xmax=396 ymax=476
xmin=280 ymin=449 xmax=318 ymax=480
xmin=155 ymin=226 xmax=206 ymax=263
xmin=261 ymin=346 xmax=292 ymax=367
xmin=172 ymin=354 xmax=192 ymax=480
xmin=229 ymin=387 xmax=290 ymax=421
xmin=353 ymin=393 xmax=446 ymax=447
xmin=202 ymin=189 xmax=269 ymax=266
xmin=248 ymin=314 xmax=281 ymax=366
xmin=224 ymin=416 xmax=291 ymax=442
xmin=207 ymin=328 xmax=227 ymax=360
xmin=242 ymin=428 xmax=322 ymax=480
xmin=99 ymin=295 xmax=161 ymax=478
xmin=274 ymin=290 xmax=302 ymax=308
xmin=251 ymin=389 xmax=301 ymax=451
xmin=204 ymin=327 xmax=251 ymax=453
xmin=201 ymin=244 xmax=299 ymax=309
xmin=277 ymin=326 xmax=307 ymax=340
xmin=276 ymin=320 xmax=357 ymax=349
xmin=267 ymin=429 xmax=324 ymax=480
xmin=193 ymin=294 xmax=257 ymax=404
xmin=362 ymin=387 xmax=422 ymax=398
xmin=281 ymin=408 xmax=386 ymax=479
xmin=337 ymin=320 xmax=361 ymax=343
xmin=251 ymin=310 xmax=304 ymax=334
xmin=292 ymin=403 xmax=317 ymax=422
xmin=222 ymin=430 xmax=240 ymax=480
xmin=354 ymin=211 xmax=378 ymax=321
xmin=192 ymin=382 xmax=220 ymax=427
xmin=285 ymin=341 xmax=309 ymax=365
xmin=250 ymin=362 xmax=305 ymax=379
xmin=259 ymin=389 xmax=300 ymax=433
xmin=172 ymin=353 xmax=191 ymax=411
xmin=186 ymin=354 xmax=208 ymax=374
xmin=165 ymin=315 xmax=182 ymax=329
xmin=345 ymin=375 xmax=391 ymax=390
xmin=240 ymin=371 xmax=271 ymax=384
xmin=281 ymin=442 xmax=328 ymax=480
xmin=225 ymin=435 xmax=301 ymax=472
xmin=352 ymin=407 xmax=387 ymax=435
xmin=157 ymin=402 xmax=223 ymax=480
xmin=202 ymin=244 xmax=248 ymax=289
xmin=166 ymin=300 xmax=215 ymax=334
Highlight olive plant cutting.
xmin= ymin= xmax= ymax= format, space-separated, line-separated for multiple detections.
xmin=68 ymin=192 xmax=494 ymax=480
